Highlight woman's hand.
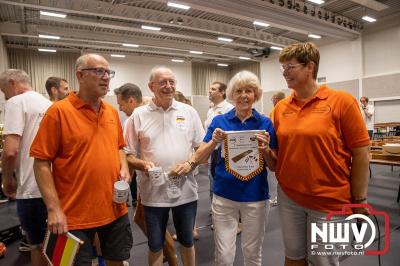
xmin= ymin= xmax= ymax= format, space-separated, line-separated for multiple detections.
xmin=256 ymin=132 xmax=270 ymax=152
xmin=212 ymin=128 xmax=225 ymax=144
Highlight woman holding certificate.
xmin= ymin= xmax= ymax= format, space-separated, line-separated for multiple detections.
xmin=172 ymin=70 xmax=277 ymax=266
xmin=273 ymin=42 xmax=370 ymax=266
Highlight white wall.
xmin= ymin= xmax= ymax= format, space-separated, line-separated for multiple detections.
xmin=374 ymin=100 xmax=400 ymax=123
xmin=318 ymin=39 xmax=362 ymax=83
xmin=259 ymin=54 xmax=287 ymax=92
xmin=363 ymin=25 xmax=400 ymax=76
xmin=259 ymin=38 xmax=363 ymax=92
xmin=0 ymin=37 xmax=8 ymax=73
xmin=107 ymin=55 xmax=192 ymax=97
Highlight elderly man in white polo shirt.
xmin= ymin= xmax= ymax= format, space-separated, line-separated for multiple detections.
xmin=125 ymin=66 xmax=204 ymax=266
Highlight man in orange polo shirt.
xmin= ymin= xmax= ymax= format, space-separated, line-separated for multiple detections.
xmin=30 ymin=53 xmax=132 ymax=265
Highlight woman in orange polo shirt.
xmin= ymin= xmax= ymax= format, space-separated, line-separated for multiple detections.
xmin=272 ymin=42 xmax=370 ymax=266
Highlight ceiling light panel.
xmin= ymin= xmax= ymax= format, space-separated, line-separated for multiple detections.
xmin=111 ymin=54 xmax=126 ymax=58
xmin=253 ymin=21 xmax=270 ymax=27
xmin=38 ymin=34 xmax=60 ymax=40
xmin=171 ymin=59 xmax=184 ymax=62
xmin=141 ymin=25 xmax=162 ymax=31
xmin=218 ymin=37 xmax=233 ymax=42
xmin=307 ymin=0 xmax=325 ymax=4
xmin=122 ymin=43 xmax=139 ymax=47
xmin=167 ymin=2 xmax=191 ymax=10
xmin=190 ymin=50 xmax=203 ymax=54
xmin=362 ymin=16 xmax=377 ymax=23
xmin=308 ymin=34 xmax=322 ymax=39
xmin=270 ymin=46 xmax=283 ymax=51
xmin=38 ymin=48 xmax=57 ymax=52
xmin=40 ymin=11 xmax=67 ymax=18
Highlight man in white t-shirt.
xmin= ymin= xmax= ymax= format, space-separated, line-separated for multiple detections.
xmin=125 ymin=66 xmax=204 ymax=266
xmin=0 ymin=69 xmax=52 ymax=266
xmin=204 ymin=82 xmax=233 ymax=200
xmin=360 ymin=96 xmax=374 ymax=139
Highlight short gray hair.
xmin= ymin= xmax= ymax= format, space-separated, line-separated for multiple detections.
xmin=148 ymin=66 xmax=174 ymax=82
xmin=226 ymin=71 xmax=262 ymax=102
xmin=75 ymin=53 xmax=105 ymax=70
xmin=0 ymin=69 xmax=31 ymax=88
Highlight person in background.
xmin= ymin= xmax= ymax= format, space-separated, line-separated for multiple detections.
xmin=0 ymin=69 xmax=52 ymax=266
xmin=204 ymin=81 xmax=234 ymax=231
xmin=269 ymin=91 xmax=286 ymax=207
xmin=269 ymin=91 xmax=286 ymax=121
xmin=114 ymin=83 xmax=143 ymax=207
xmin=45 ymin=76 xmax=69 ymax=102
xmin=274 ymin=42 xmax=370 ymax=266
xmin=30 ymin=54 xmax=133 ymax=265
xmin=359 ymin=96 xmax=374 ymax=139
xmin=180 ymin=71 xmax=277 ymax=266
xmin=174 ymin=90 xmax=192 ymax=105
xmin=204 ymin=81 xmax=234 ymax=199
xmin=125 ymin=66 xmax=204 ymax=266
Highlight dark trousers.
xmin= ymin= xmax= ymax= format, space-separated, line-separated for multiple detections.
xmin=130 ymin=172 xmax=137 ymax=202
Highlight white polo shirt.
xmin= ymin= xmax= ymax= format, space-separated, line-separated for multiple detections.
xmin=204 ymin=100 xmax=234 ymax=131
xmin=125 ymin=99 xmax=205 ymax=207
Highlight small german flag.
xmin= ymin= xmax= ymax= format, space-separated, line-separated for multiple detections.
xmin=43 ymin=231 xmax=83 ymax=266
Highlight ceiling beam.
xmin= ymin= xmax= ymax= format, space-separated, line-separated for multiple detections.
xmin=0 ymin=0 xmax=296 ymax=47
xmin=0 ymin=21 xmax=256 ymax=58
xmin=157 ymin=0 xmax=360 ymax=39
xmin=37 ymin=16 xmax=266 ymax=50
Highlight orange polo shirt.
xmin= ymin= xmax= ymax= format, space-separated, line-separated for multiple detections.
xmin=273 ymin=85 xmax=370 ymax=212
xmin=30 ymin=92 xmax=127 ymax=230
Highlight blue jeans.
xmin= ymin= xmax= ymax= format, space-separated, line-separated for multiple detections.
xmin=143 ymin=201 xmax=197 ymax=252
xmin=16 ymin=198 xmax=48 ymax=245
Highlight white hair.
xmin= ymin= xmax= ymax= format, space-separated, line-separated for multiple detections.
xmin=226 ymin=70 xmax=262 ymax=102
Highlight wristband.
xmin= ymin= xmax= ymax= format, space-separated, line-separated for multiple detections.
xmin=353 ymin=197 xmax=367 ymax=203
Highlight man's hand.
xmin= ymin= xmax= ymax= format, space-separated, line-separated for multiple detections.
xmin=142 ymin=161 xmax=156 ymax=177
xmin=2 ymin=177 xmax=17 ymax=199
xmin=119 ymin=168 xmax=131 ymax=183
xmin=47 ymin=207 xmax=68 ymax=234
xmin=169 ymin=162 xmax=192 ymax=177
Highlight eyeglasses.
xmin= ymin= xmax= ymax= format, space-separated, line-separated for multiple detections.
xmin=153 ymin=79 xmax=176 ymax=87
xmin=80 ymin=68 xmax=115 ymax=78
xmin=280 ymin=63 xmax=305 ymax=72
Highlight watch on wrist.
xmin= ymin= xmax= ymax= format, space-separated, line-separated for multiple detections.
xmin=187 ymin=160 xmax=198 ymax=171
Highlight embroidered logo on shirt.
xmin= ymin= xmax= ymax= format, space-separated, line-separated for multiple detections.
xmin=282 ymin=110 xmax=295 ymax=116
xmin=311 ymin=105 xmax=331 ymax=114
xmin=176 ymin=115 xmax=186 ymax=130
